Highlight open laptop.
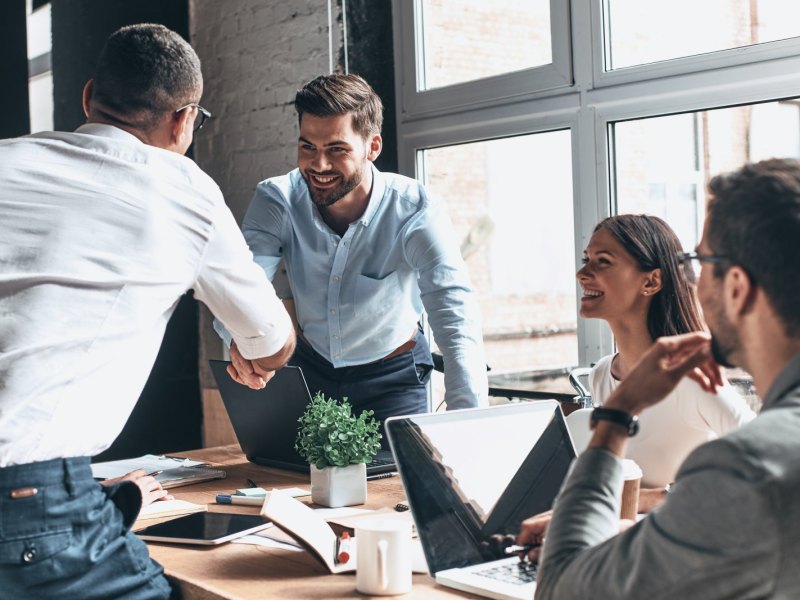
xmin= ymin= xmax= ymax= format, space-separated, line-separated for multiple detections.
xmin=209 ymin=360 xmax=396 ymax=476
xmin=386 ymin=400 xmax=575 ymax=600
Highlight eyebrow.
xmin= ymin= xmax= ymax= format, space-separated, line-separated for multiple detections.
xmin=298 ymin=136 xmax=351 ymax=148
xmin=584 ymin=248 xmax=615 ymax=257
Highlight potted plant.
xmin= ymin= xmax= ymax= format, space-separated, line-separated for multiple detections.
xmin=295 ymin=392 xmax=382 ymax=507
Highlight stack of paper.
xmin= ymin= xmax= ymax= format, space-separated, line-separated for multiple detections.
xmin=137 ymin=499 xmax=207 ymax=520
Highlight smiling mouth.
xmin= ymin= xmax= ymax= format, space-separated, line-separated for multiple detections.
xmin=580 ymin=287 xmax=603 ymax=300
xmin=309 ymin=172 xmax=340 ymax=187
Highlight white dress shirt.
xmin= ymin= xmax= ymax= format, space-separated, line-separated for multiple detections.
xmin=0 ymin=124 xmax=292 ymax=466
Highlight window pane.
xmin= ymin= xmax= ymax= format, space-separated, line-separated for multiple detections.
xmin=421 ymin=131 xmax=577 ymax=407
xmin=611 ymin=98 xmax=799 ymax=412
xmin=419 ymin=0 xmax=551 ymax=90
xmin=613 ymin=98 xmax=800 ymax=252
xmin=605 ymin=0 xmax=800 ymax=70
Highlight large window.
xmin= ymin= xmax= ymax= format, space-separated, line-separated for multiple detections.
xmin=423 ymin=132 xmax=578 ymax=403
xmin=394 ymin=0 xmax=800 ymax=407
xmin=26 ymin=0 xmax=52 ymax=133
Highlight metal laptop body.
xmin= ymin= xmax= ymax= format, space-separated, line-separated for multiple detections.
xmin=385 ymin=401 xmax=576 ymax=600
xmin=209 ymin=360 xmax=396 ymax=476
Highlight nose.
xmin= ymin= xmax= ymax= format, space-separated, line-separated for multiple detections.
xmin=576 ymin=262 xmax=591 ymax=281
xmin=310 ymin=150 xmax=332 ymax=173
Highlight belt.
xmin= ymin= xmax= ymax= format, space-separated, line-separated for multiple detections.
xmin=298 ymin=328 xmax=417 ymax=365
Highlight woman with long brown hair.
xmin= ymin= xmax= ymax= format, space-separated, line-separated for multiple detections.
xmin=577 ymin=214 xmax=754 ymax=506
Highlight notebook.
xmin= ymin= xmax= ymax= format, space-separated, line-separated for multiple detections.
xmin=209 ymin=360 xmax=396 ymax=476
xmin=385 ymin=400 xmax=576 ymax=600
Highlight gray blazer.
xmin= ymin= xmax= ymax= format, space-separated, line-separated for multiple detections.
xmin=536 ymin=353 xmax=800 ymax=599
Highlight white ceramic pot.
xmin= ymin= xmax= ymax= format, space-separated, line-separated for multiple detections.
xmin=310 ymin=463 xmax=367 ymax=507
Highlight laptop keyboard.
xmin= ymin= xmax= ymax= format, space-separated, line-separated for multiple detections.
xmin=475 ymin=561 xmax=537 ymax=585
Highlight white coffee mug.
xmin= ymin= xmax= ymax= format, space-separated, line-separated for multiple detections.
xmin=355 ymin=518 xmax=412 ymax=596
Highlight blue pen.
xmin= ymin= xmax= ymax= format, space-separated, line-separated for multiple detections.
xmin=215 ymin=494 xmax=265 ymax=506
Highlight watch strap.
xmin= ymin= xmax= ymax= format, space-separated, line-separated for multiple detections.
xmin=590 ymin=407 xmax=639 ymax=437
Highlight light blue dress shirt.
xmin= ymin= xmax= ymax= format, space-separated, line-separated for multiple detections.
xmin=217 ymin=165 xmax=488 ymax=409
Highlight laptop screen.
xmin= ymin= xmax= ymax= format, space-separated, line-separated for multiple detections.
xmin=386 ymin=401 xmax=575 ymax=574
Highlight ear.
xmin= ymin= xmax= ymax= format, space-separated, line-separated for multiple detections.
xmin=82 ymin=80 xmax=94 ymax=118
xmin=642 ymin=268 xmax=663 ymax=297
xmin=723 ymin=266 xmax=757 ymax=320
xmin=366 ymin=133 xmax=382 ymax=162
xmin=170 ymin=107 xmax=194 ymax=152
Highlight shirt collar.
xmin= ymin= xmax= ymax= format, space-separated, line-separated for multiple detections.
xmin=75 ymin=123 xmax=143 ymax=145
xmin=761 ymin=351 xmax=800 ymax=410
xmin=358 ymin=164 xmax=384 ymax=228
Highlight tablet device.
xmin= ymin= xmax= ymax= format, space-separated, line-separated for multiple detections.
xmin=137 ymin=511 xmax=271 ymax=545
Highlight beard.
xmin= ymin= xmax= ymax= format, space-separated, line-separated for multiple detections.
xmin=708 ymin=306 xmax=739 ymax=369
xmin=303 ymin=166 xmax=364 ymax=208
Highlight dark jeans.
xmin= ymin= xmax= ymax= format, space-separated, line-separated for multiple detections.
xmin=290 ymin=329 xmax=434 ymax=448
xmin=0 ymin=457 xmax=173 ymax=599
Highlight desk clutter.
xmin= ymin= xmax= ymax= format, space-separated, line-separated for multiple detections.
xmin=91 ymin=454 xmax=226 ymax=489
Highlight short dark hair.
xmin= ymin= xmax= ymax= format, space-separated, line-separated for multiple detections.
xmin=294 ymin=74 xmax=383 ymax=138
xmin=707 ymin=158 xmax=800 ymax=336
xmin=595 ymin=214 xmax=704 ymax=339
xmin=92 ymin=23 xmax=202 ymax=132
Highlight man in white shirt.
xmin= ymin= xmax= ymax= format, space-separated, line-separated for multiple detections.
xmin=0 ymin=24 xmax=294 ymax=598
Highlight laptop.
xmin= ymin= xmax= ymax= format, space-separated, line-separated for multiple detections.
xmin=209 ymin=360 xmax=396 ymax=476
xmin=385 ymin=400 xmax=575 ymax=600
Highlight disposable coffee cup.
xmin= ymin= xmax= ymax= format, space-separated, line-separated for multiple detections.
xmin=620 ymin=459 xmax=642 ymax=520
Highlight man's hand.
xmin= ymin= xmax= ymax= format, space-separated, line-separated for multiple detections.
xmin=101 ymin=469 xmax=172 ymax=507
xmin=516 ymin=510 xmax=552 ymax=562
xmin=606 ymin=332 xmax=715 ymax=415
xmin=227 ymin=341 xmax=274 ymax=389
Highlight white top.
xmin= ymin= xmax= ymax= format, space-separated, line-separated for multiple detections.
xmin=0 ymin=124 xmax=292 ymax=466
xmin=589 ymin=354 xmax=755 ymax=487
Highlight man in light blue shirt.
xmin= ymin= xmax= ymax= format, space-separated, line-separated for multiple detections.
xmin=219 ymin=74 xmax=488 ymax=432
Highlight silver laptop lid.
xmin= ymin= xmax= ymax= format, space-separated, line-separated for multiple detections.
xmin=385 ymin=401 xmax=575 ymax=575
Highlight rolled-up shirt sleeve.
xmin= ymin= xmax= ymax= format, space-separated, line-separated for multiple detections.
xmin=194 ymin=198 xmax=292 ymax=360
xmin=536 ymin=442 xmax=779 ymax=599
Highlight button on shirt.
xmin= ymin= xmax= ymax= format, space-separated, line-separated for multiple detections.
xmin=220 ymin=166 xmax=488 ymax=409
xmin=0 ymin=124 xmax=292 ymax=466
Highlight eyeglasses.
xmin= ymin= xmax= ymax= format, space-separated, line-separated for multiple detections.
xmin=175 ymin=103 xmax=212 ymax=132
xmin=677 ymin=251 xmax=729 ymax=282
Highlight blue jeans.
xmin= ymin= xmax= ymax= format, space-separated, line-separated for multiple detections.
xmin=290 ymin=329 xmax=433 ymax=448
xmin=0 ymin=457 xmax=173 ymax=599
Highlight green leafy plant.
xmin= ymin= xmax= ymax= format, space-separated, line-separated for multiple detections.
xmin=295 ymin=392 xmax=382 ymax=469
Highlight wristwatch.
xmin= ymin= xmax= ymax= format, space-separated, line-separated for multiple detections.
xmin=590 ymin=407 xmax=639 ymax=437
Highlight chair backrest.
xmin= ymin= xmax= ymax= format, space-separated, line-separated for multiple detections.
xmin=565 ymin=407 xmax=594 ymax=455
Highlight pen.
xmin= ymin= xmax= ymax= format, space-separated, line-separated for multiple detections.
xmin=504 ymin=543 xmax=541 ymax=555
xmin=215 ymin=494 xmax=265 ymax=506
xmin=367 ymin=472 xmax=396 ymax=481
xmin=336 ymin=531 xmax=352 ymax=564
xmin=146 ymin=470 xmax=163 ymax=477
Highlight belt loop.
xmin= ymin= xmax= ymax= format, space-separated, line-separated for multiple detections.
xmin=63 ymin=459 xmax=76 ymax=497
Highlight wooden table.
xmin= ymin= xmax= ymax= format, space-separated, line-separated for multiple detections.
xmin=138 ymin=445 xmax=476 ymax=599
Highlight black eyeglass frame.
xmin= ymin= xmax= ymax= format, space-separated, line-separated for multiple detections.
xmin=175 ymin=103 xmax=212 ymax=131
xmin=677 ymin=251 xmax=730 ymax=282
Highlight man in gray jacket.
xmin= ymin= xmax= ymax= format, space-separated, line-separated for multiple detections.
xmin=521 ymin=158 xmax=800 ymax=598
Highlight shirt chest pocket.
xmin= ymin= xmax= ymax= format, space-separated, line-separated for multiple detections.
xmin=354 ymin=271 xmax=401 ymax=317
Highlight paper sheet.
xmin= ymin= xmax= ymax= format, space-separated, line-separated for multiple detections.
xmin=91 ymin=454 xmax=207 ymax=479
